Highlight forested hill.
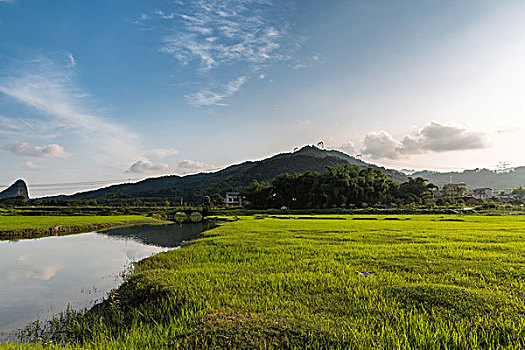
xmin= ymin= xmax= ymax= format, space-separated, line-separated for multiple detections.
xmin=47 ymin=146 xmax=407 ymax=203
xmin=412 ymin=167 xmax=525 ymax=190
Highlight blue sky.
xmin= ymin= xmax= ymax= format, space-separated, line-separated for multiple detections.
xmin=1 ymin=0 xmax=524 ymax=196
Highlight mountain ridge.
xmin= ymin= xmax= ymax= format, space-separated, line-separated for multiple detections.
xmin=413 ymin=167 xmax=525 ymax=190
xmin=43 ymin=146 xmax=407 ymax=202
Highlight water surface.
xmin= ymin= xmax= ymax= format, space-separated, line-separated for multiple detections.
xmin=0 ymin=222 xmax=208 ymax=341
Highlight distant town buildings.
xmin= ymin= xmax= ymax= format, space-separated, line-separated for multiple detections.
xmin=437 ymin=183 xmax=525 ymax=206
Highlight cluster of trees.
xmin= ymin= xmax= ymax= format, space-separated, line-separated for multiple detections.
xmin=243 ymin=165 xmax=437 ymax=209
xmin=512 ymin=187 xmax=525 ymax=198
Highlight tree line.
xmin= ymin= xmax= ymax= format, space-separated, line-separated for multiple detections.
xmin=243 ymin=165 xmax=437 ymax=209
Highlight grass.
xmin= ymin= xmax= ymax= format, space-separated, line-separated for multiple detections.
xmin=0 ymin=215 xmax=167 ymax=231
xmin=0 ymin=215 xmax=169 ymax=240
xmin=3 ymin=214 xmax=525 ymax=349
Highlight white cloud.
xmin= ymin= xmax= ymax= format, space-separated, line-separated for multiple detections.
xmin=128 ymin=159 xmax=169 ymax=173
xmin=362 ymin=131 xmax=403 ymax=159
xmin=0 ymin=55 xmax=139 ymax=167
xmin=24 ymin=161 xmax=40 ymax=169
xmin=8 ymin=142 xmax=70 ymax=159
xmin=338 ymin=141 xmax=356 ymax=155
xmin=361 ymin=122 xmax=489 ymax=159
xmin=176 ymin=159 xmax=214 ymax=174
xmin=177 ymin=159 xmax=211 ymax=170
xmin=185 ymin=76 xmax=248 ymax=106
xmin=406 ymin=121 xmax=488 ymax=153
xmin=126 ymin=158 xmax=214 ymax=175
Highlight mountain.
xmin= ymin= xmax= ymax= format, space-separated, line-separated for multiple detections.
xmin=412 ymin=167 xmax=525 ymax=191
xmin=48 ymin=146 xmax=408 ymax=203
xmin=0 ymin=179 xmax=29 ymax=200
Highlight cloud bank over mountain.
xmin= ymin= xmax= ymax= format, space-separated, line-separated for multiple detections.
xmin=361 ymin=122 xmax=489 ymax=160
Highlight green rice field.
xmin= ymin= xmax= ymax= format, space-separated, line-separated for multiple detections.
xmin=0 ymin=215 xmax=169 ymax=240
xmin=4 ymin=214 xmax=525 ymax=349
xmin=0 ymin=215 xmax=166 ymax=231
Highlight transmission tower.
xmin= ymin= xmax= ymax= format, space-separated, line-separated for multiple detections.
xmin=497 ymin=161 xmax=511 ymax=173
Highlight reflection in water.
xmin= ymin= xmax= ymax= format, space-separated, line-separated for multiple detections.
xmin=0 ymin=222 xmax=210 ymax=342
xmin=2 ymin=263 xmax=64 ymax=282
xmin=100 ymin=222 xmax=211 ymax=247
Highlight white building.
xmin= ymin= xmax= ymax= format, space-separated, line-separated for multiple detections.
xmin=472 ymin=187 xmax=493 ymax=199
xmin=224 ymin=192 xmax=243 ymax=207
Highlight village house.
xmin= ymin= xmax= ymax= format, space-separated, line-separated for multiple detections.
xmin=472 ymin=187 xmax=493 ymax=199
xmin=224 ymin=192 xmax=243 ymax=207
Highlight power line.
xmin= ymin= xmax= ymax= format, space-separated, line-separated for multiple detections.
xmin=1 ymin=178 xmax=140 ymax=189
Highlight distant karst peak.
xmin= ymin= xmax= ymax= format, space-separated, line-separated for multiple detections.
xmin=0 ymin=179 xmax=29 ymax=200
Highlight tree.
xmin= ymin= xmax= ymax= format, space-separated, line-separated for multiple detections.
xmin=243 ymin=180 xmax=272 ymax=209
xmin=442 ymin=183 xmax=467 ymax=199
xmin=511 ymin=187 xmax=525 ymax=199
xmin=398 ymin=177 xmax=434 ymax=204
xmin=0 ymin=196 xmax=26 ymax=207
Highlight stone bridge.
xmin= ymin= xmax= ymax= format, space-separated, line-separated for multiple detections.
xmin=167 ymin=209 xmax=204 ymax=223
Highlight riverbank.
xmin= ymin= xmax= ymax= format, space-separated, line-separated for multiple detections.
xmin=7 ymin=214 xmax=525 ymax=349
xmin=0 ymin=215 xmax=171 ymax=240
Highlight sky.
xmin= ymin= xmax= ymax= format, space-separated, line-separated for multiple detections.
xmin=1 ymin=0 xmax=524 ymax=197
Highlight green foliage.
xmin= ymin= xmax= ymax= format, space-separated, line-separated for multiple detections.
xmin=398 ymin=177 xmax=436 ymax=204
xmin=13 ymin=215 xmax=525 ymax=349
xmin=244 ymin=165 xmax=432 ymax=209
xmin=441 ymin=183 xmax=468 ymax=198
xmin=0 ymin=196 xmax=26 ymax=207
xmin=512 ymin=187 xmax=525 ymax=198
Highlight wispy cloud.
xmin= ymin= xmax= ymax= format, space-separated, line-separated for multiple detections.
xmin=143 ymin=0 xmax=293 ymax=106
xmin=293 ymin=54 xmax=322 ymax=70
xmin=185 ymin=76 xmax=248 ymax=106
xmin=143 ymin=148 xmax=179 ymax=159
xmin=24 ymin=161 xmax=40 ymax=170
xmin=0 ymin=114 xmax=58 ymax=140
xmin=7 ymin=142 xmax=71 ymax=159
xmin=361 ymin=121 xmax=490 ymax=160
xmin=67 ymin=52 xmax=76 ymax=68
xmin=159 ymin=1 xmax=285 ymax=70
xmin=0 ymin=55 xmax=139 ymax=167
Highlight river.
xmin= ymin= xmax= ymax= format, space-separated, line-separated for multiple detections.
xmin=0 ymin=222 xmax=210 ymax=342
